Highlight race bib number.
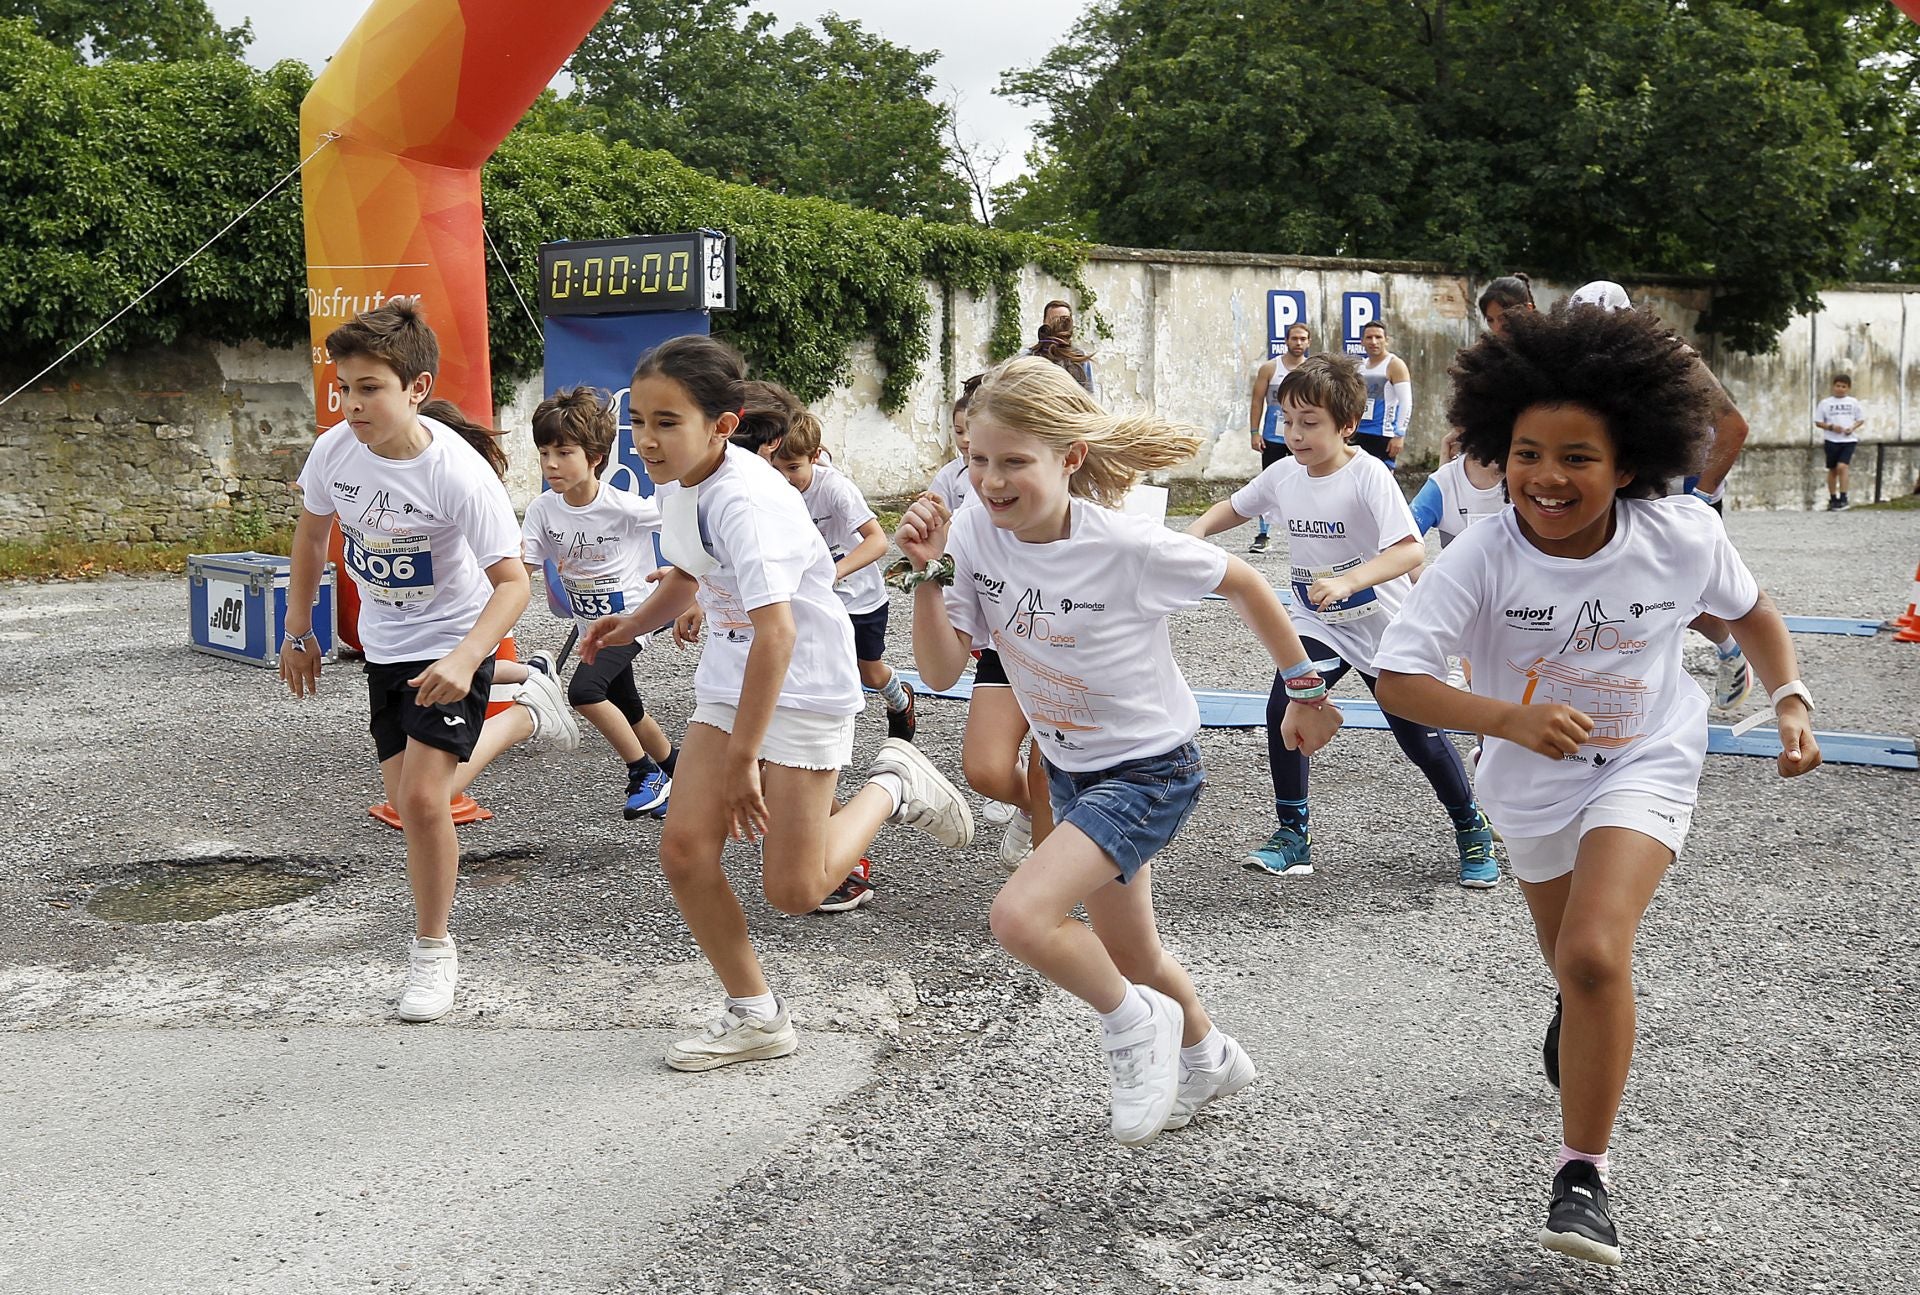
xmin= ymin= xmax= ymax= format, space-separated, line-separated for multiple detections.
xmin=565 ymin=584 xmax=627 ymax=619
xmin=1291 ymin=561 xmax=1381 ymax=625
xmin=343 ymin=531 xmax=434 ymax=604
xmin=1362 ymin=398 xmax=1377 ymax=423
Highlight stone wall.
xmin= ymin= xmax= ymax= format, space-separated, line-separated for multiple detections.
xmin=6 ymin=250 xmax=1919 ymax=545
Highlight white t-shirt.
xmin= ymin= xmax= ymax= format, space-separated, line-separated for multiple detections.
xmin=929 ymin=456 xmax=976 ymax=514
xmin=1229 ymin=449 xmax=1418 ymax=671
xmin=942 ymin=500 xmax=1227 ymax=772
xmin=655 ymin=444 xmax=861 ymax=716
xmin=1374 ymin=497 xmax=1761 ymax=838
xmin=521 ymin=482 xmax=662 ymax=631
xmin=798 ymin=462 xmax=886 ymax=616
xmin=296 ymin=416 xmax=520 ymax=665
xmin=1816 ymin=396 xmax=1865 ymax=443
xmin=1430 ymin=457 xmax=1506 ymax=545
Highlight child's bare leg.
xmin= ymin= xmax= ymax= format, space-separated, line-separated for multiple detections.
xmin=1518 ymin=873 xmax=1574 ymax=970
xmin=389 ymin=740 xmax=462 ymax=939
xmin=988 ymin=824 xmax=1135 ymax=1009
xmin=1025 ymin=737 xmax=1054 ymax=846
xmin=578 ymin=699 xmax=645 ymax=762
xmin=1552 ymin=827 xmax=1672 ymax=1154
xmin=1083 ymin=861 xmax=1210 ymax=1045
xmin=758 ymin=763 xmax=891 ymax=914
xmin=493 ymin=660 xmax=530 ymax=686
xmin=656 ymin=723 xmax=765 ymax=999
xmin=963 ymin=688 xmax=1031 ymax=809
xmin=447 ymin=706 xmax=533 ymax=800
xmin=635 ymin=713 xmax=672 ymax=762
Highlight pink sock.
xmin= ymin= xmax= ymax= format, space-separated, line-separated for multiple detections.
xmin=1556 ymin=1143 xmax=1611 ymax=1185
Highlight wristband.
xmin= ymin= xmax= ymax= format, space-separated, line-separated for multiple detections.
xmin=1729 ymin=679 xmax=1814 ymax=736
xmin=884 ymin=554 xmax=954 ymax=592
xmin=1280 ymin=655 xmax=1341 ymax=682
xmin=1690 ymin=487 xmax=1714 ymax=503
xmin=281 ymin=629 xmax=318 ymax=655
xmin=1284 ymin=676 xmax=1328 ymax=703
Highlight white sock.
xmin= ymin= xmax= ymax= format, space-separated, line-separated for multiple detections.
xmin=867 ymin=770 xmax=906 ymax=815
xmin=414 ymin=934 xmax=453 ymax=950
xmin=1097 ymin=984 xmax=1151 ymax=1036
xmin=1713 ymin=633 xmax=1737 ymax=653
xmin=1556 ymin=1143 xmax=1612 ymax=1186
xmin=1180 ymin=1027 xmax=1226 ymax=1070
xmin=727 ymin=991 xmax=779 ymax=1022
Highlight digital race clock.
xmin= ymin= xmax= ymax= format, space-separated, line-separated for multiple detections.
xmin=537 ymin=230 xmax=736 ymax=317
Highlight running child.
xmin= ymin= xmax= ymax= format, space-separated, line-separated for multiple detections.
xmin=1814 ymin=374 xmax=1866 ymax=510
xmin=280 ymin=301 xmax=530 ymax=1023
xmin=1411 ymin=427 xmax=1505 ymax=548
xmin=1353 ymin=320 xmax=1411 ymax=467
xmin=927 ymin=376 xmax=983 ymax=516
xmin=1375 ymin=302 xmax=1820 ymax=1267
xmin=580 ymin=336 xmax=973 ymax=1072
xmin=898 ymin=356 xmax=1344 ymax=1145
xmin=1247 ymin=321 xmax=1311 ymax=553
xmin=1187 ymin=354 xmax=1498 ymax=888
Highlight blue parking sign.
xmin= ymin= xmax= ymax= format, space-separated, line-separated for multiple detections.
xmin=1342 ymin=292 xmax=1381 ymax=355
xmin=1266 ymin=290 xmax=1308 ymax=358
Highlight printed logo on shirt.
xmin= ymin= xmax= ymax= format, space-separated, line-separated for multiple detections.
xmin=564 ymin=531 xmax=620 ymax=564
xmin=1629 ymin=599 xmax=1676 ymax=618
xmin=358 ymin=490 xmax=444 ymax=530
xmin=1006 ymin=588 xmax=1075 ymax=647
xmin=1511 ymin=655 xmax=1647 ymax=749
xmin=971 ymin=572 xmax=1006 ymax=599
xmin=1503 ymin=605 xmax=1556 ymax=629
xmin=1561 ymin=599 xmax=1646 ymax=654
xmin=1058 ymin=598 xmax=1107 ymax=615
xmin=332 ymin=481 xmax=362 ymax=500
xmin=1288 ymin=519 xmax=1347 ymax=538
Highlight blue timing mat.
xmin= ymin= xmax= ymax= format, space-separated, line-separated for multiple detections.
xmin=896 ymin=672 xmax=1917 ymax=771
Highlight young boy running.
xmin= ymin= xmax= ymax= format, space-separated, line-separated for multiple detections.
xmin=281 ymin=301 xmax=529 ymax=1023
xmin=1187 ymin=354 xmax=1497 ymax=888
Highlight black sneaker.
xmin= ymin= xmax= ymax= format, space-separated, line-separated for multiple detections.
xmin=1827 ymin=497 xmax=1841 ymax=511
xmin=1838 ymin=492 xmax=1851 ymax=510
xmin=1539 ymin=1160 xmax=1622 ymax=1266
xmin=815 ymin=858 xmax=874 ymax=913
xmin=1544 ymin=993 xmax=1562 ymax=1090
xmin=886 ymin=680 xmax=918 ymax=743
xmin=1249 ymin=532 xmax=1270 ymax=554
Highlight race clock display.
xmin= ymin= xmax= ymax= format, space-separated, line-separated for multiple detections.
xmin=537 ymin=230 xmax=736 ymax=317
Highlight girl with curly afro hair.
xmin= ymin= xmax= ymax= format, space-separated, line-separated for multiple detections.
xmin=1373 ymin=301 xmax=1822 ymax=1268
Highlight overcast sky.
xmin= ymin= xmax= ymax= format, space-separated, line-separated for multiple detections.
xmin=205 ymin=1 xmax=1077 ymax=192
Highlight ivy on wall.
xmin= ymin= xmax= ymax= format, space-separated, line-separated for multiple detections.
xmin=0 ymin=21 xmax=1092 ymax=415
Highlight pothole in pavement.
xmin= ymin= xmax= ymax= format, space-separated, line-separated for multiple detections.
xmin=86 ymin=857 xmax=333 ymax=923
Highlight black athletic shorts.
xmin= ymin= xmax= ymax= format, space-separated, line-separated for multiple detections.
xmin=568 ymin=640 xmax=644 ymax=724
xmin=849 ymin=605 xmax=889 ymax=663
xmin=1352 ymin=432 xmax=1395 ymax=464
xmin=1824 ymin=441 xmax=1858 ymax=469
xmin=1260 ymin=441 xmax=1291 ymax=469
xmin=366 ymin=656 xmax=496 ymax=763
xmin=974 ymin=647 xmax=1010 ymax=686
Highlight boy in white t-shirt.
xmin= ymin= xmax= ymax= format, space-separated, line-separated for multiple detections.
xmin=280 ymin=302 xmax=530 ymax=1024
xmin=766 ymin=409 xmax=915 ymax=913
xmin=1814 ymin=374 xmax=1867 ymax=510
xmin=1187 ymin=355 xmax=1498 ymax=888
xmin=1411 ymin=428 xmax=1505 ymax=548
xmin=1375 ymin=302 xmax=1819 ymax=1268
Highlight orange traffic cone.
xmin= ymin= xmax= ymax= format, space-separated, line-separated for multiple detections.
xmin=368 ymin=635 xmax=517 ymax=825
xmin=1894 ymin=560 xmax=1920 ymax=643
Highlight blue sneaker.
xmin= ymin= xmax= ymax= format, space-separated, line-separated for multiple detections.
xmin=1245 ymin=827 xmax=1312 ymax=877
xmin=649 ymin=791 xmax=670 ymax=821
xmin=1456 ymin=809 xmax=1499 ymax=888
xmin=1713 ymin=640 xmax=1752 ymax=712
xmin=623 ymin=768 xmax=671 ymax=820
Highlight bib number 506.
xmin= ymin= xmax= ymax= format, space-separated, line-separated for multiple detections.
xmin=351 ymin=551 xmax=415 ymax=583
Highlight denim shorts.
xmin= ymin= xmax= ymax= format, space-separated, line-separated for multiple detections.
xmin=1046 ymin=740 xmax=1206 ymax=884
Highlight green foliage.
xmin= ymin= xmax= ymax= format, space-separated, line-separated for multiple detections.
xmin=0 ymin=19 xmax=309 ymax=367
xmin=1003 ymin=0 xmax=1897 ymax=351
xmin=0 ymin=21 xmax=1090 ymax=415
xmin=565 ymin=0 xmax=972 ymax=221
xmin=0 ymin=0 xmax=248 ymax=61
xmin=481 ymin=131 xmax=1092 ymax=410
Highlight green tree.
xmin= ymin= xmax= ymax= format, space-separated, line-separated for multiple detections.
xmin=566 ymin=0 xmax=970 ymax=221
xmin=1002 ymin=0 xmax=1886 ymax=350
xmin=0 ymin=0 xmax=248 ymax=60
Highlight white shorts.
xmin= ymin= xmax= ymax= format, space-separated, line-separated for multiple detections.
xmin=1502 ymin=791 xmax=1694 ymax=885
xmin=689 ymin=700 xmax=856 ymax=771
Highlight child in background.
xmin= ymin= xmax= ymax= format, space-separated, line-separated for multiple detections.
xmin=1247 ymin=322 xmax=1312 ymax=553
xmin=767 ymin=404 xmax=916 ymax=913
xmin=1186 ymin=354 xmax=1498 ymax=888
xmin=582 ymin=336 xmax=972 ymax=1072
xmin=280 ymin=301 xmax=530 ymax=1023
xmin=900 ymin=356 xmax=1343 ymax=1145
xmin=1814 ymin=374 xmax=1866 ymax=511
xmin=1376 ymin=302 xmax=1820 ymax=1267
xmin=1412 ymin=427 xmax=1506 ymax=549
xmin=928 ymin=376 xmax=983 ymax=516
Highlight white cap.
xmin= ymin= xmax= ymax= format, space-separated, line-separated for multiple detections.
xmin=1569 ymin=280 xmax=1632 ymax=311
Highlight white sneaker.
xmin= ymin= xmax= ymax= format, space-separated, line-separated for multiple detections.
xmin=999 ymin=811 xmax=1033 ymax=872
xmin=869 ymin=738 xmax=974 ymax=848
xmin=981 ymin=799 xmax=1017 ymax=827
xmin=665 ymin=1000 xmax=800 ymax=1072
xmin=1162 ymin=1032 xmax=1258 ymax=1130
xmin=1445 ymin=656 xmax=1469 ymax=691
xmin=515 ymin=663 xmax=580 ymax=752
xmin=396 ymin=936 xmax=458 ymax=1023
xmin=1105 ymin=986 xmax=1183 ymax=1146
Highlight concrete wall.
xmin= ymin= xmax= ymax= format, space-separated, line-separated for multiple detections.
xmin=6 ymin=250 xmax=1919 ymax=545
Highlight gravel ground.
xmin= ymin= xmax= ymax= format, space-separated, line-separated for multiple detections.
xmin=0 ymin=506 xmax=1915 ymax=1294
